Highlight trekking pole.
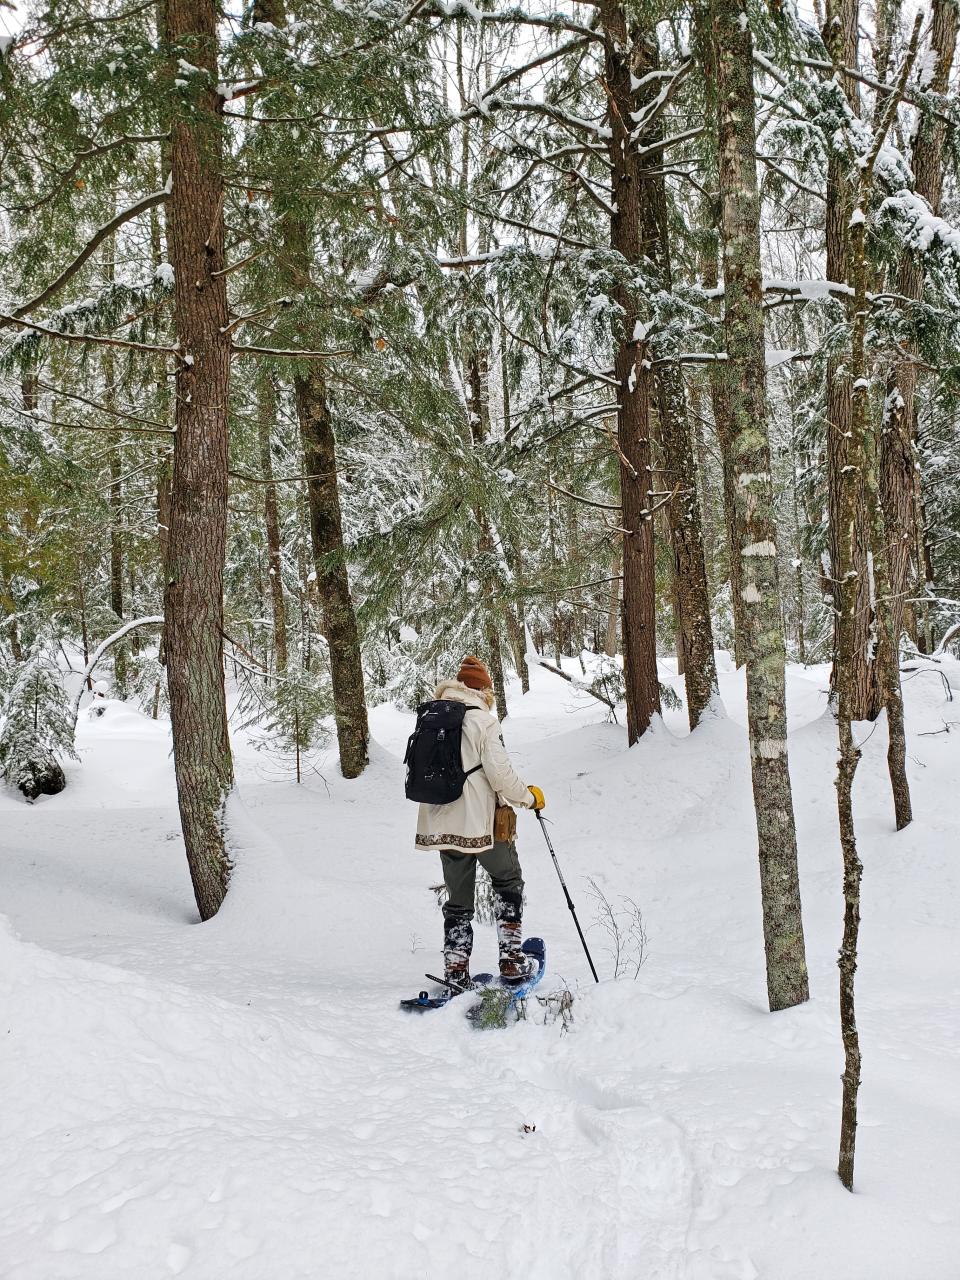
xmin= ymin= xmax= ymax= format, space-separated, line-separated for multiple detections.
xmin=535 ymin=811 xmax=599 ymax=983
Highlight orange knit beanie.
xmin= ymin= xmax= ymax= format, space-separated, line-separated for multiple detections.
xmin=457 ymin=655 xmax=493 ymax=691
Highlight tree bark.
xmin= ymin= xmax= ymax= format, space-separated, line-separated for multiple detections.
xmin=604 ymin=549 xmax=622 ymax=658
xmin=466 ymin=348 xmax=509 ymax=720
xmin=846 ymin=19 xmax=920 ymax=833
xmin=882 ymin=0 xmax=958 ymax=649
xmin=824 ymin=0 xmax=883 ymax=720
xmin=636 ymin=33 xmax=717 ymax=729
xmin=163 ymin=0 xmax=235 ymax=920
xmin=705 ymin=0 xmax=810 ymax=1010
xmin=257 ymin=372 xmax=289 ymax=674
xmin=295 ymin=366 xmax=370 ymax=777
xmin=601 ymin=0 xmax=660 ymax=744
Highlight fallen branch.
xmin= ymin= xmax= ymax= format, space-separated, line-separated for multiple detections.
xmin=526 ymin=651 xmax=616 ymax=711
xmin=71 ymin=615 xmax=164 ymax=730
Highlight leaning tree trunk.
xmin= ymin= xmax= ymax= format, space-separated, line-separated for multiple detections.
xmin=296 ymin=366 xmax=370 ymax=778
xmin=706 ymin=0 xmax=810 ymax=1011
xmin=163 ymin=0 xmax=235 ymax=920
xmin=882 ymin=0 xmax=958 ymax=650
xmin=601 ymin=0 xmax=660 ymax=744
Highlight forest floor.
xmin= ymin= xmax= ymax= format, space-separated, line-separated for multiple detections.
xmin=1 ymin=654 xmax=959 ymax=1279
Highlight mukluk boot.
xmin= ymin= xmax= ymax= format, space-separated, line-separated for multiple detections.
xmin=495 ymin=887 xmax=534 ymax=986
xmin=442 ymin=914 xmax=475 ymax=992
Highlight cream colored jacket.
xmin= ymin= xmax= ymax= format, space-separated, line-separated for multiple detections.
xmin=414 ymin=680 xmax=534 ymax=853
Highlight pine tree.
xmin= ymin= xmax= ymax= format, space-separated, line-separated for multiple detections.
xmin=0 ymin=641 xmax=78 ymax=800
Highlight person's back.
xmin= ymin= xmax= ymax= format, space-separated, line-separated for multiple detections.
xmin=413 ymin=656 xmax=545 ymax=988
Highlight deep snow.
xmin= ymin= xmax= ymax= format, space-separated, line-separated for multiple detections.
xmin=1 ymin=657 xmax=959 ymax=1279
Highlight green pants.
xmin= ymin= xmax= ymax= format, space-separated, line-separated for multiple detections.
xmin=441 ymin=840 xmax=524 ymax=922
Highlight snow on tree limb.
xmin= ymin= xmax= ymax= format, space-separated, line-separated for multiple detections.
xmin=70 ymin=616 xmax=165 ymax=731
xmin=0 ymin=189 xmax=170 ymax=329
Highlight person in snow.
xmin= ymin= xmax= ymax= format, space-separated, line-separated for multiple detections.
xmin=416 ymin=656 xmax=545 ymax=989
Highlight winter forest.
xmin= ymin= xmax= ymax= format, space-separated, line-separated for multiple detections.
xmin=1 ymin=0 xmax=959 ymax=1273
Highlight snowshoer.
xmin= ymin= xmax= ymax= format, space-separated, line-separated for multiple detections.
xmin=414 ymin=656 xmax=545 ymax=989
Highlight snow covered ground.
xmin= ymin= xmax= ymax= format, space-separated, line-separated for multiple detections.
xmin=2 ymin=657 xmax=959 ymax=1279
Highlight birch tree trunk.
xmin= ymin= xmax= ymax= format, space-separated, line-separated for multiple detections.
xmin=601 ymin=0 xmax=660 ymax=744
xmin=163 ymin=0 xmax=235 ymax=920
xmin=705 ymin=0 xmax=810 ymax=1010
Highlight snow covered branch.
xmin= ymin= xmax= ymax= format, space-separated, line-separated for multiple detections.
xmin=0 ymin=312 xmax=176 ymax=357
xmin=0 ymin=189 xmax=170 ymax=328
xmin=70 ymin=616 xmax=165 ymax=730
xmin=525 ymin=652 xmax=617 ymax=711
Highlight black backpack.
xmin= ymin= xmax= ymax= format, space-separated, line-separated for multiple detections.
xmin=404 ymin=700 xmax=482 ymax=804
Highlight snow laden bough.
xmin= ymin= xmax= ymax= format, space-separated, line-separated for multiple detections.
xmin=0 ymin=644 xmax=77 ymax=801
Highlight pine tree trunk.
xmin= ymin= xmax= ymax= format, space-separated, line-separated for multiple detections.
xmin=256 ymin=372 xmax=288 ymax=674
xmin=636 ymin=33 xmax=717 ymax=728
xmin=163 ymin=0 xmax=234 ymax=921
xmin=882 ymin=0 xmax=958 ymax=648
xmin=706 ymin=0 xmax=810 ymax=1011
xmin=295 ymin=367 xmax=369 ymax=778
xmin=601 ymin=0 xmax=660 ymax=744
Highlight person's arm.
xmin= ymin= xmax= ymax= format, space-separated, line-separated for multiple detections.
xmin=479 ymin=722 xmax=539 ymax=809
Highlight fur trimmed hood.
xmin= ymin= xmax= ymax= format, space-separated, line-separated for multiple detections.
xmin=434 ymin=679 xmax=495 ymax=712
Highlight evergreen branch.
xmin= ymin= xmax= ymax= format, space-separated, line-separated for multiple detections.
xmin=221 ymin=299 xmax=294 ymax=335
xmin=0 ymin=188 xmax=170 ymax=327
xmin=628 ymin=57 xmax=694 ymax=141
xmin=862 ymin=13 xmax=924 ymax=184
xmin=758 ymin=155 xmax=824 ymax=202
xmin=229 ymin=469 xmax=336 ymax=484
xmin=8 ymin=135 xmax=170 ymax=215
xmin=480 ymin=35 xmax=592 ymax=104
xmin=415 ymin=4 xmax=602 ymax=43
xmin=3 ymin=402 xmax=173 ymax=437
xmin=230 ymin=344 xmax=352 ymax=359
xmin=788 ymin=56 xmax=956 ymax=128
xmin=545 ymin=479 xmax=619 ymax=511
xmin=34 ymin=379 xmax=171 ymax=430
xmin=634 ymin=126 xmax=705 ymax=161
xmin=17 ymin=0 xmax=156 ymax=53
xmin=0 ymin=312 xmax=175 ymax=356
xmin=210 ymin=249 xmax=267 ymax=278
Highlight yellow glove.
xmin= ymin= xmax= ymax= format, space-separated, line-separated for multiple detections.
xmin=528 ymin=785 xmax=545 ymax=811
